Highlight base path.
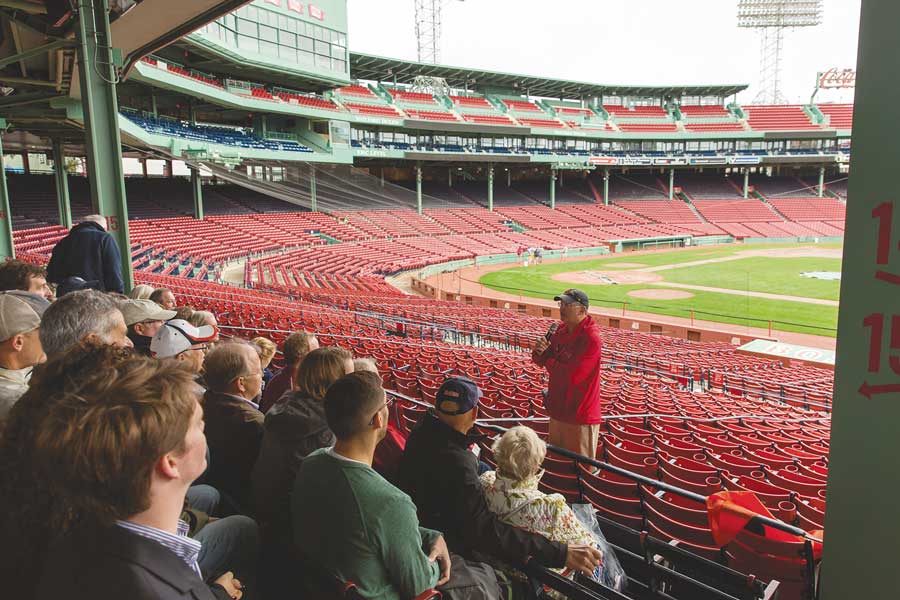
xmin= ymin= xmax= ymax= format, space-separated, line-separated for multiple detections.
xmin=419 ymin=253 xmax=836 ymax=351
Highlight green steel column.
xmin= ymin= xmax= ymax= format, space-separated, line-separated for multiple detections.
xmin=310 ymin=164 xmax=317 ymax=212
xmin=190 ymin=167 xmax=204 ymax=220
xmin=818 ymin=165 xmax=825 ymax=197
xmin=415 ymin=163 xmax=423 ymax=215
xmin=487 ymin=165 xmax=494 ymax=212
xmin=448 ymin=167 xmax=452 ymax=188
xmin=550 ymin=169 xmax=556 ymax=210
xmin=507 ymin=168 xmax=511 ymax=187
xmin=52 ymin=139 xmax=72 ymax=229
xmin=668 ymin=168 xmax=675 ymax=200
xmin=603 ymin=169 xmax=609 ymax=206
xmin=821 ymin=2 xmax=900 ymax=598
xmin=743 ymin=168 xmax=750 ymax=198
xmin=75 ymin=0 xmax=132 ymax=290
xmin=0 ymin=126 xmax=14 ymax=259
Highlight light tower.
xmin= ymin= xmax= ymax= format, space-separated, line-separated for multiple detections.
xmin=737 ymin=0 xmax=823 ymax=104
xmin=414 ymin=0 xmax=464 ymax=64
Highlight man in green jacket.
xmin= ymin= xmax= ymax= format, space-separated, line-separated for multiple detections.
xmin=292 ymin=371 xmax=450 ymax=599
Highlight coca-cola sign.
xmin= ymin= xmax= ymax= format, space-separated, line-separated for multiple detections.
xmin=818 ymin=68 xmax=856 ymax=89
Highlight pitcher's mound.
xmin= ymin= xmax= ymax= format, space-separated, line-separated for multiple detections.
xmin=628 ymin=289 xmax=694 ymax=300
xmin=553 ymin=271 xmax=663 ymax=285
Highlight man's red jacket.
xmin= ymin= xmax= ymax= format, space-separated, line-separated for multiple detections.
xmin=531 ymin=315 xmax=603 ymax=425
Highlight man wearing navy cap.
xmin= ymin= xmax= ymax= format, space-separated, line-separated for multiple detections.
xmin=532 ymin=288 xmax=603 ymax=459
xmin=398 ymin=376 xmax=602 ymax=583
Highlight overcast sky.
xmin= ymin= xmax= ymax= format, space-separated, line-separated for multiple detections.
xmin=346 ymin=0 xmax=860 ymax=104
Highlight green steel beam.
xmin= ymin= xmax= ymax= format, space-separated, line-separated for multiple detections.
xmin=52 ymin=139 xmax=72 ymax=229
xmin=743 ymin=169 xmax=749 ymax=198
xmin=0 ymin=39 xmax=74 ymax=70
xmin=75 ymin=0 xmax=133 ymax=290
xmin=488 ymin=165 xmax=494 ymax=212
xmin=550 ymin=169 xmax=556 ymax=210
xmin=0 ymin=125 xmax=13 ymax=259
xmin=191 ymin=166 xmax=204 ymax=220
xmin=415 ymin=163 xmax=422 ymax=215
xmin=669 ymin=168 xmax=675 ymax=201
xmin=818 ymin=166 xmax=825 ymax=198
xmin=603 ymin=169 xmax=609 ymax=206
xmin=309 ymin=164 xmax=317 ymax=212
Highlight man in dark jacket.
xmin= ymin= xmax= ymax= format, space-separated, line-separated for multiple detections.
xmin=398 ymin=377 xmax=602 ymax=577
xmin=202 ymin=341 xmax=265 ymax=513
xmin=46 ymin=214 xmax=124 ymax=294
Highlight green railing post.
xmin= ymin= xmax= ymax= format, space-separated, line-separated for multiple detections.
xmin=0 ymin=125 xmax=14 ymax=259
xmin=52 ymin=139 xmax=72 ymax=229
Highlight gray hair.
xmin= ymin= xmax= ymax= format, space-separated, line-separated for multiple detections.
xmin=82 ymin=214 xmax=108 ymax=230
xmin=492 ymin=426 xmax=546 ymax=482
xmin=352 ymin=357 xmax=379 ymax=375
xmin=188 ymin=310 xmax=215 ymax=329
xmin=128 ymin=284 xmax=155 ymax=300
xmin=39 ymin=290 xmax=122 ymax=357
xmin=203 ymin=340 xmax=254 ymax=393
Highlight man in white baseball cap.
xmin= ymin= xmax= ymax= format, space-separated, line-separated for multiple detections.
xmin=120 ymin=299 xmax=178 ymax=356
xmin=151 ymin=319 xmax=218 ymax=374
xmin=0 ymin=291 xmax=50 ymax=418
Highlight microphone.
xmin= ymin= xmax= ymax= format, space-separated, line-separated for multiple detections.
xmin=544 ymin=323 xmax=559 ymax=341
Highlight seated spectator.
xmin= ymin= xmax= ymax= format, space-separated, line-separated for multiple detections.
xmin=190 ymin=310 xmax=220 ymax=342
xmin=259 ymin=331 xmax=318 ymax=414
xmin=128 ymin=284 xmax=155 ymax=300
xmin=0 ymin=260 xmax=53 ymax=300
xmin=120 ymin=299 xmax=177 ymax=356
xmin=150 ymin=287 xmax=177 ymax=310
xmin=481 ymin=427 xmax=612 ymax=595
xmin=151 ymin=319 xmax=217 ymax=374
xmin=251 ymin=346 xmax=352 ymax=597
xmin=39 ymin=289 xmax=133 ymax=358
xmin=353 ymin=357 xmax=379 ymax=374
xmin=175 ymin=305 xmax=196 ymax=321
xmin=293 ymin=371 xmax=450 ymax=599
xmin=0 ymin=344 xmax=242 ymax=600
xmin=0 ymin=291 xmax=49 ymax=418
xmin=202 ymin=340 xmax=265 ymax=512
xmin=250 ymin=337 xmax=276 ymax=390
xmin=398 ymin=377 xmax=601 ymax=576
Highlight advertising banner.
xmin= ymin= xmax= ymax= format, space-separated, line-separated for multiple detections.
xmin=727 ymin=156 xmax=762 ymax=165
xmin=653 ymin=157 xmax=687 ymax=166
xmin=618 ymin=157 xmax=653 ymax=166
xmin=688 ymin=156 xmax=727 ymax=165
xmin=588 ymin=156 xmax=618 ymax=166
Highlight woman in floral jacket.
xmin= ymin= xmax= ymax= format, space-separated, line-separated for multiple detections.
xmin=480 ymin=426 xmax=622 ymax=595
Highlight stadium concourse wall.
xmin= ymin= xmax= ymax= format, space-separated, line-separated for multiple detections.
xmin=410 ymin=239 xmax=779 ymax=347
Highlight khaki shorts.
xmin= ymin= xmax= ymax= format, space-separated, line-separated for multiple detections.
xmin=548 ymin=419 xmax=600 ymax=459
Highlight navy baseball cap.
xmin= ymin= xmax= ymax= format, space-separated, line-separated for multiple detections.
xmin=435 ymin=376 xmax=482 ymax=415
xmin=554 ymin=288 xmax=589 ymax=308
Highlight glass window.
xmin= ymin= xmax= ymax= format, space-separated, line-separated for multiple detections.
xmin=314 ymin=40 xmax=329 ymax=55
xmin=331 ymin=45 xmax=344 ymax=59
xmin=237 ymin=35 xmax=258 ymax=52
xmin=298 ymin=50 xmax=314 ymax=66
xmin=260 ymin=40 xmax=277 ymax=56
xmin=237 ymin=18 xmax=257 ymax=36
xmin=315 ymin=26 xmax=326 ymax=41
xmin=279 ymin=45 xmax=297 ymax=61
xmin=260 ymin=25 xmax=277 ymax=42
xmin=298 ymin=35 xmax=313 ymax=51
xmin=338 ymin=33 xmax=347 ymax=46
xmin=280 ymin=31 xmax=296 ymax=47
xmin=279 ymin=15 xmax=290 ymax=30
xmin=315 ymin=54 xmax=330 ymax=69
xmin=245 ymin=5 xmax=257 ymax=19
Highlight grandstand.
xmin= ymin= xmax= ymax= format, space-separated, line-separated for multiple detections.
xmin=0 ymin=0 xmax=871 ymax=597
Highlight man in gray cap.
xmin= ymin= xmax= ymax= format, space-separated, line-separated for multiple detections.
xmin=120 ymin=299 xmax=177 ymax=356
xmin=0 ymin=291 xmax=50 ymax=417
xmin=532 ymin=288 xmax=604 ymax=459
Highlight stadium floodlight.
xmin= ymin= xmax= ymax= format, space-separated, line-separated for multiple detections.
xmin=737 ymin=0 xmax=823 ymax=104
xmin=414 ymin=0 xmax=465 ymax=64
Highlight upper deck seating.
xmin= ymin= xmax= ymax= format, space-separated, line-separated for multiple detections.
xmin=744 ymin=105 xmax=819 ymax=131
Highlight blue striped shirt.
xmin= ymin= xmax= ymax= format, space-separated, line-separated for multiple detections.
xmin=115 ymin=519 xmax=203 ymax=579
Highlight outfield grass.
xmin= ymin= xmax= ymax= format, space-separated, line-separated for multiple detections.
xmin=478 ymin=244 xmax=841 ymax=336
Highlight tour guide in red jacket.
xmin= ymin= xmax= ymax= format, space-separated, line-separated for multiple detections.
xmin=532 ymin=288 xmax=603 ymax=459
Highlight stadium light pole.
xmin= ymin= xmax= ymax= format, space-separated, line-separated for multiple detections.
xmin=414 ymin=0 xmax=465 ymax=64
xmin=737 ymin=0 xmax=823 ymax=104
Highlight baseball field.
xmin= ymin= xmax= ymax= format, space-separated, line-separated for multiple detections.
xmin=478 ymin=243 xmax=843 ymax=336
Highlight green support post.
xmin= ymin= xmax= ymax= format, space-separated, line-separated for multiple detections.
xmin=0 ymin=126 xmax=14 ymax=259
xmin=310 ymin=164 xmax=317 ymax=212
xmin=415 ymin=163 xmax=423 ymax=215
xmin=821 ymin=2 xmax=900 ymax=597
xmin=668 ymin=168 xmax=675 ymax=200
xmin=550 ymin=169 xmax=556 ymax=210
xmin=603 ymin=169 xmax=610 ymax=206
xmin=75 ymin=0 xmax=133 ymax=291
xmin=818 ymin=165 xmax=825 ymax=197
xmin=448 ymin=167 xmax=452 ymax=188
xmin=191 ymin=167 xmax=204 ymax=220
xmin=487 ymin=165 xmax=494 ymax=212
xmin=52 ymin=139 xmax=72 ymax=229
xmin=743 ymin=168 xmax=750 ymax=198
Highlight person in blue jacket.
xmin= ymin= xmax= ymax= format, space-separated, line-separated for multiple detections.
xmin=47 ymin=214 xmax=124 ymax=294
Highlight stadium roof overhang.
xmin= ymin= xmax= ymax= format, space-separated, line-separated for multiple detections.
xmin=349 ymin=52 xmax=748 ymax=100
